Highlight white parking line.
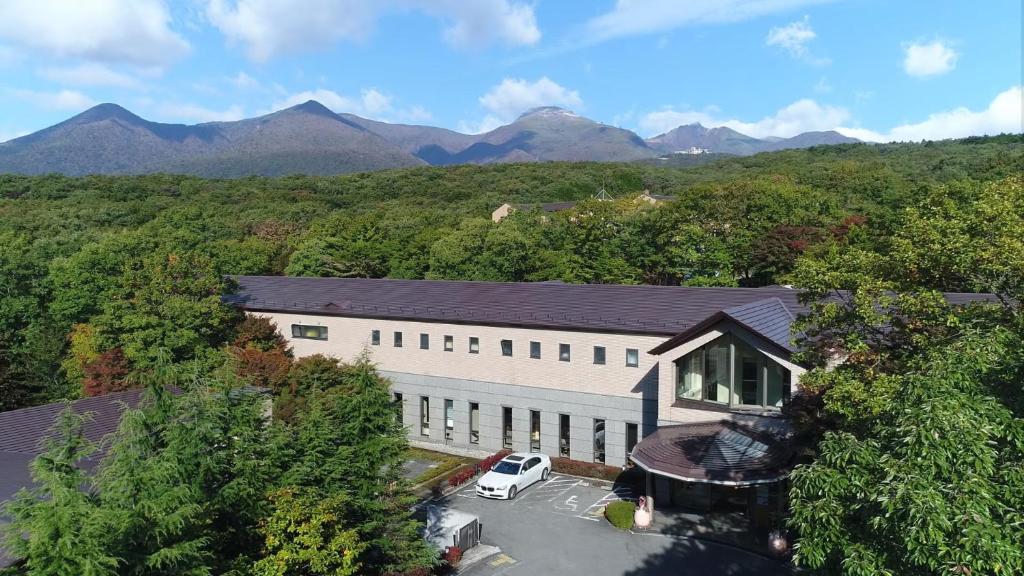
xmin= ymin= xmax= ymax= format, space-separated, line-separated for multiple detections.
xmin=576 ymin=487 xmax=637 ymax=521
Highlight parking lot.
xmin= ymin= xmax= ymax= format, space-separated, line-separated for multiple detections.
xmin=432 ymin=474 xmax=791 ymax=576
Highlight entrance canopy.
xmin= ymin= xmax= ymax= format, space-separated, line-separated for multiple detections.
xmin=630 ymin=420 xmax=793 ymax=486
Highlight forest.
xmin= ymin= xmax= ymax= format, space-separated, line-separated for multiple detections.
xmin=0 ymin=135 xmax=1022 ymax=575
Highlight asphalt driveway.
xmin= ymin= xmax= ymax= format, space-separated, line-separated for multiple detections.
xmin=431 ymin=474 xmax=792 ymax=576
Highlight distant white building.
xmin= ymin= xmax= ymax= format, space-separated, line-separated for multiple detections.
xmin=672 ymin=146 xmax=710 ymax=155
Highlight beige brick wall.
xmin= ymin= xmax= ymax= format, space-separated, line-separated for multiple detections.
xmin=255 ymin=311 xmax=666 ymax=399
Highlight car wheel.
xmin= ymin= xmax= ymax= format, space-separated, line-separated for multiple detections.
xmin=541 ymin=468 xmax=549 ymax=481
xmin=508 ymin=485 xmax=518 ymax=500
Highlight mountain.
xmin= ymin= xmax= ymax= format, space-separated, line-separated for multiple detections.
xmin=645 ymin=123 xmax=859 ymax=156
xmin=0 ymin=101 xmax=423 ymax=177
xmin=431 ymin=107 xmax=655 ymax=165
xmin=0 ymin=103 xmax=863 ymax=177
xmin=339 ymin=113 xmax=477 ymax=165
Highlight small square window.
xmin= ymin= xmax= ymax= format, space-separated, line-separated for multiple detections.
xmin=593 ymin=346 xmax=606 ymax=365
xmin=370 ymin=329 xmax=380 ymax=346
xmin=469 ymin=337 xmax=480 ymax=354
xmin=529 ymin=341 xmax=541 ymax=359
xmin=559 ymin=343 xmax=571 ymax=362
xmin=393 ymin=331 xmax=403 ymax=347
xmin=420 ymin=333 xmax=429 ymax=350
xmin=444 ymin=335 xmax=454 ymax=351
xmin=501 ymin=339 xmax=513 ymax=356
xmin=626 ymin=348 xmax=639 ymax=367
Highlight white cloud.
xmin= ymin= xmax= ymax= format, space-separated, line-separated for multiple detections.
xmin=423 ymin=0 xmax=540 ymax=48
xmin=479 ymin=76 xmax=583 ymax=121
xmin=639 ymin=98 xmax=850 ymax=138
xmin=457 ymin=115 xmax=504 ymax=135
xmin=838 ymin=86 xmax=1022 ymax=142
xmin=766 ymin=15 xmax=815 ymax=57
xmin=269 ymin=87 xmax=431 ymax=122
xmin=903 ymin=40 xmax=958 ymax=77
xmin=6 ymin=88 xmax=97 ymax=111
xmin=0 ymin=0 xmax=189 ymax=66
xmin=205 ymin=0 xmax=539 ymax=62
xmin=39 ymin=63 xmax=145 ymax=90
xmin=584 ymin=0 xmax=826 ymax=42
xmin=228 ymin=71 xmax=261 ymax=90
xmin=156 ymin=102 xmax=246 ymax=123
xmin=813 ymin=77 xmax=832 ymax=93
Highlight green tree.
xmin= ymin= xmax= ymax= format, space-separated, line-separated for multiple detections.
xmin=786 ymin=176 xmax=1024 ymax=575
xmin=1 ymin=409 xmax=118 ymax=576
xmin=252 ymin=488 xmax=366 ymax=576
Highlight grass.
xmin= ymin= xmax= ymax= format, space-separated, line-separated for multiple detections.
xmin=605 ymin=500 xmax=636 ymax=530
xmin=406 ymin=448 xmax=475 ymax=487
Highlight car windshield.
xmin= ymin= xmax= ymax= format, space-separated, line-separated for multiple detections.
xmin=492 ymin=461 xmax=521 ymax=475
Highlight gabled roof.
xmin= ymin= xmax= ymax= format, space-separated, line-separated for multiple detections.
xmin=648 ymin=296 xmax=798 ymax=356
xmin=228 ymin=276 xmax=809 ymax=337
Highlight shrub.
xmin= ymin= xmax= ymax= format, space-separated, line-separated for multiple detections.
xmin=447 ymin=467 xmax=476 ymax=489
xmin=605 ymin=500 xmax=636 ymax=530
xmin=477 ymin=449 xmax=512 ymax=474
xmin=444 ymin=546 xmax=462 ymax=568
xmin=551 ymin=457 xmax=622 ymax=482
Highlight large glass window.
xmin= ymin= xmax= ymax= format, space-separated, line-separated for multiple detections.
xmin=469 ymin=337 xmax=480 ymax=354
xmin=420 ymin=333 xmax=429 ymax=350
xmin=469 ymin=402 xmax=480 ymax=444
xmin=626 ymin=423 xmax=638 ymax=460
xmin=371 ymin=330 xmax=380 ymax=346
xmin=626 ymin=348 xmax=639 ymax=367
xmin=530 ymin=341 xmax=541 ymax=359
xmin=444 ymin=335 xmax=454 ymax=351
xmin=393 ymin=331 xmax=403 ymax=348
xmin=502 ymin=407 xmax=513 ymax=449
xmin=593 ymin=346 xmax=606 ymax=365
xmin=530 ymin=410 xmax=541 ymax=453
xmin=593 ymin=419 xmax=606 ymax=464
xmin=501 ymin=339 xmax=513 ymax=357
xmin=420 ymin=397 xmax=429 ymax=436
xmin=444 ymin=399 xmax=454 ymax=441
xmin=674 ymin=334 xmax=791 ymax=409
xmin=559 ymin=414 xmax=570 ymax=457
xmin=292 ymin=324 xmax=328 ymax=340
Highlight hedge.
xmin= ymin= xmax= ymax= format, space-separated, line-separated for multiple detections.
xmin=551 ymin=457 xmax=623 ymax=482
xmin=605 ymin=500 xmax=635 ymax=530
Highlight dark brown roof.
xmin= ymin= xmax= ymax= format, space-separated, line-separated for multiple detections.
xmin=228 ymin=276 xmax=810 ymax=336
xmin=630 ymin=420 xmax=794 ymax=485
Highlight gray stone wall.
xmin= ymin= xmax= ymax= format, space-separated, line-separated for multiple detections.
xmin=383 ymin=370 xmax=657 ymax=468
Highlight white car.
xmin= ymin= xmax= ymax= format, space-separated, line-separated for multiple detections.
xmin=475 ymin=453 xmax=551 ymax=500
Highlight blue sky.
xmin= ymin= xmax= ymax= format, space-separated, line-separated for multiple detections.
xmin=0 ymin=0 xmax=1020 ymax=143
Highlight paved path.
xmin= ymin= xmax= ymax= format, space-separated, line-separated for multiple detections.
xmin=434 ymin=475 xmax=791 ymax=576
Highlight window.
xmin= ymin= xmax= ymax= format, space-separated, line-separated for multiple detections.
xmin=444 ymin=399 xmax=454 ymax=441
xmin=393 ymin=331 xmax=403 ymax=348
xmin=593 ymin=346 xmax=606 ymax=365
xmin=530 ymin=410 xmax=541 ymax=453
xmin=559 ymin=414 xmax=570 ymax=457
xmin=626 ymin=423 xmax=639 ymax=461
xmin=529 ymin=341 xmax=541 ymax=359
xmin=393 ymin=393 xmax=403 ymax=422
xmin=673 ymin=334 xmax=791 ymax=409
xmin=371 ymin=329 xmax=380 ymax=346
xmin=500 ymin=339 xmax=513 ymax=357
xmin=444 ymin=335 xmax=454 ymax=352
xmin=420 ymin=397 xmax=429 ymax=436
xmin=559 ymin=343 xmax=571 ymax=362
xmin=420 ymin=333 xmax=429 ymax=350
xmin=502 ymin=407 xmax=513 ymax=449
xmin=593 ymin=419 xmax=605 ymax=464
xmin=626 ymin=348 xmax=639 ymax=368
xmin=469 ymin=337 xmax=480 ymax=354
xmin=469 ymin=402 xmax=480 ymax=444
xmin=292 ymin=324 xmax=328 ymax=340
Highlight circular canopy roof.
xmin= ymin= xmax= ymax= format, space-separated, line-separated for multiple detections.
xmin=630 ymin=420 xmax=794 ymax=486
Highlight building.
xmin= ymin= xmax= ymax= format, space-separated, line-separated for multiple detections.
xmin=229 ymin=277 xmax=814 ymax=510
xmin=491 ymin=192 xmax=674 ymax=222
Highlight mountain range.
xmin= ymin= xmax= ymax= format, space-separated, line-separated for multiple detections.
xmin=0 ymin=102 xmax=859 ymax=177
